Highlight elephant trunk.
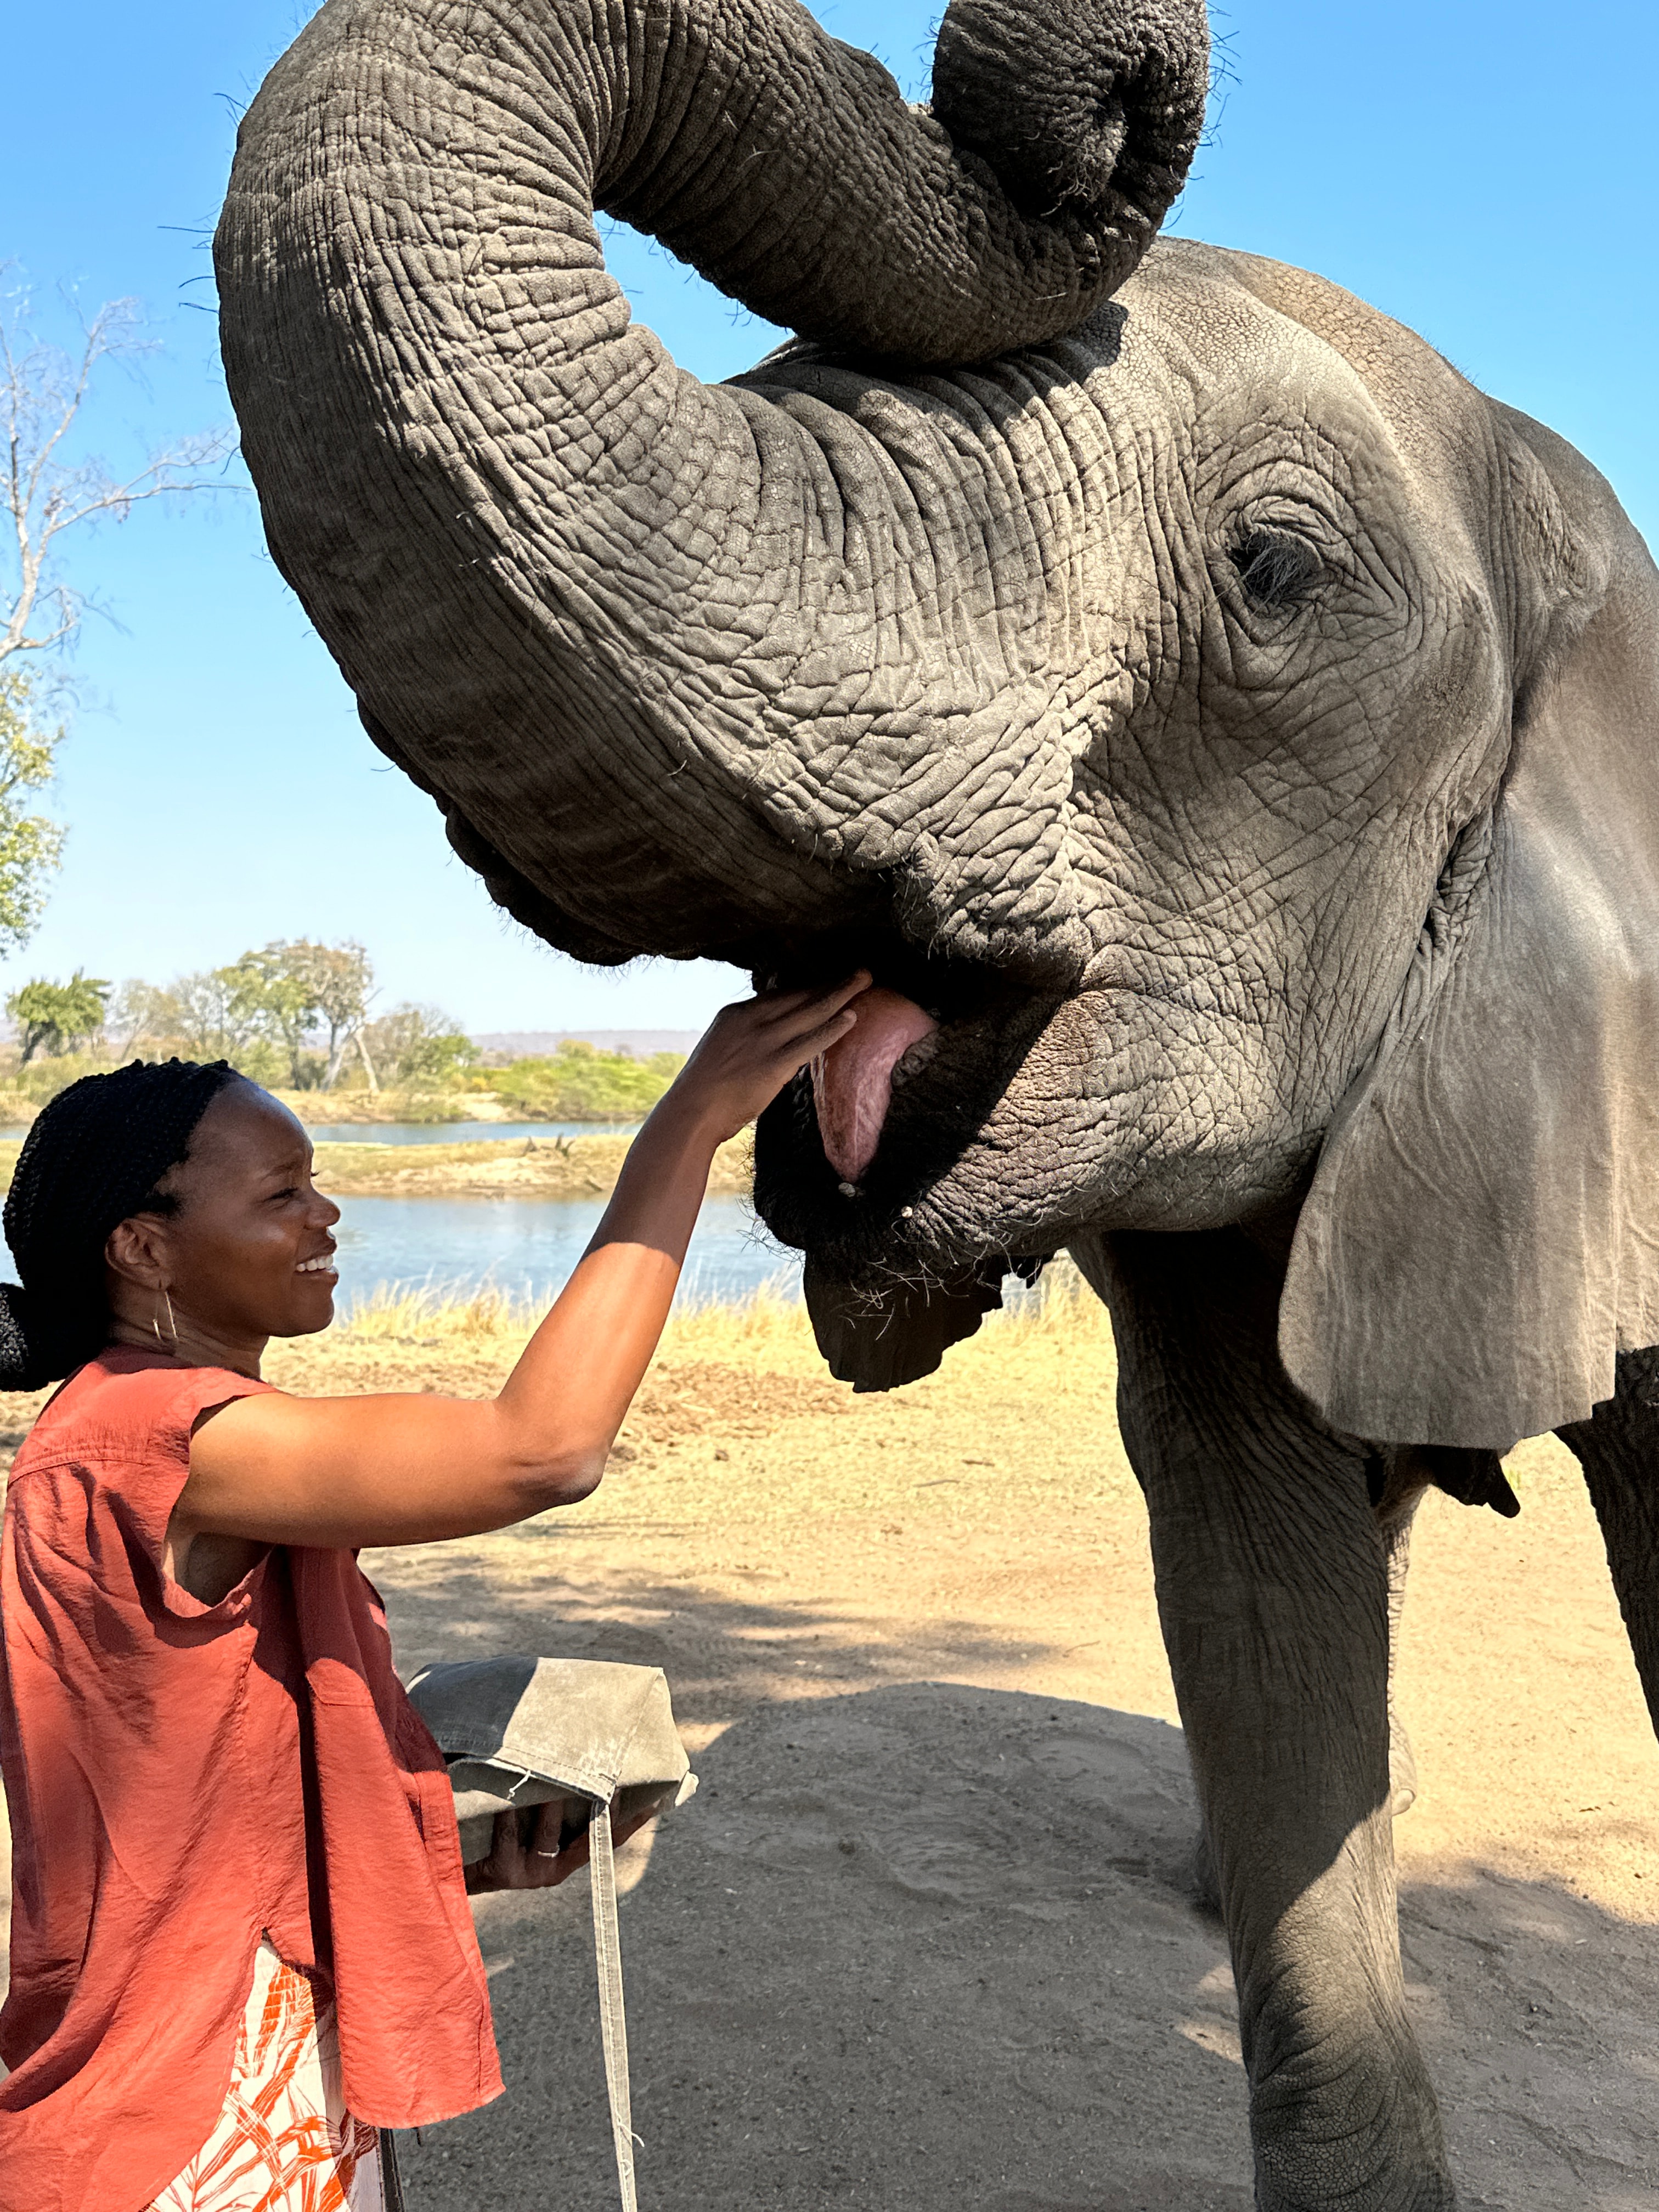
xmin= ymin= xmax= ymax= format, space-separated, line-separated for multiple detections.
xmin=216 ymin=0 xmax=1206 ymax=966
xmin=602 ymin=0 xmax=1207 ymax=362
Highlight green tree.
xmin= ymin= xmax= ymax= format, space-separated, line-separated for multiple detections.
xmin=201 ymin=940 xmax=379 ymax=1091
xmin=7 ymin=968 xmax=110 ymax=1062
xmin=360 ymin=1002 xmax=476 ymax=1089
xmin=494 ymin=1041 xmax=684 ymax=1121
xmin=170 ymin=962 xmax=272 ymax=1064
xmin=0 ymin=672 xmax=65 ymax=952
xmin=239 ymin=943 xmax=324 ymax=1087
xmin=265 ymin=940 xmax=376 ymax=1090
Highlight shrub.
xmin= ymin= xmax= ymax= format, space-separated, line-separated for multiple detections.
xmin=492 ymin=1042 xmax=684 ymax=1121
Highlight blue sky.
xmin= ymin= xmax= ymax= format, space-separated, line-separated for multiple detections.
xmin=2 ymin=0 xmax=1654 ymax=1032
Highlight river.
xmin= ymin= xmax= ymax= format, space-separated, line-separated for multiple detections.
xmin=2 ymin=1122 xmax=793 ymax=1308
xmin=331 ymin=1190 xmax=798 ymax=1310
xmin=311 ymin=1126 xmax=793 ymax=1308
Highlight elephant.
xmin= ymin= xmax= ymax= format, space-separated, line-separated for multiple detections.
xmin=212 ymin=0 xmax=1659 ymax=2202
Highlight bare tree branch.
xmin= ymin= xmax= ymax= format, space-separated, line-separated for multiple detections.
xmin=0 ymin=270 xmax=238 ymax=952
xmin=1 ymin=272 xmax=238 ymax=675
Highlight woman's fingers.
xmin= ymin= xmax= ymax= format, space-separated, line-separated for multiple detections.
xmin=653 ymin=971 xmax=873 ymax=1142
xmin=527 ymin=1797 xmax=587 ymax=1885
xmin=782 ymin=1007 xmax=860 ymax=1067
xmin=760 ymin=972 xmax=871 ymax=1035
xmin=731 ymin=971 xmax=870 ymax=1042
xmin=464 ymin=1798 xmax=657 ymax=1895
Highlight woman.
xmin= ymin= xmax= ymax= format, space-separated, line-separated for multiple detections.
xmin=0 ymin=976 xmax=864 ymax=2212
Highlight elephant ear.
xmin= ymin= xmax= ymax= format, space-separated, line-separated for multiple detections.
xmin=1279 ymin=422 xmax=1659 ymax=1451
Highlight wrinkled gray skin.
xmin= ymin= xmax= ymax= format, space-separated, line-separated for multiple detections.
xmin=214 ymin=0 xmax=1659 ymax=2202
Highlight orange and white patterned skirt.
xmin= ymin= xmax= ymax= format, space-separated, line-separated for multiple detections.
xmin=150 ymin=1942 xmax=388 ymax=2211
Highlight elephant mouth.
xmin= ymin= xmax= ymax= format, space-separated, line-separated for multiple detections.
xmin=810 ymin=988 xmax=940 ymax=1184
xmin=752 ymin=931 xmax=1066 ymax=1273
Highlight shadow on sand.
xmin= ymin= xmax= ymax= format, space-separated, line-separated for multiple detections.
xmin=372 ymin=1612 xmax=1659 ymax=2212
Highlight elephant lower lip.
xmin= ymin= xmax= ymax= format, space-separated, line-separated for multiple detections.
xmin=811 ymin=988 xmax=939 ymax=1181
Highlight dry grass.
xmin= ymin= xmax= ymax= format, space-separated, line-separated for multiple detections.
xmin=263 ymin=1259 xmax=1132 ymax=1549
xmin=0 ymin=1267 xmax=1112 ymax=1462
xmin=335 ymin=1280 xmax=548 ymax=1342
xmin=331 ymin=1255 xmax=1110 ymax=1367
xmin=334 ymin=1271 xmax=813 ymax=1356
xmin=0 ymin=1084 xmax=633 ymax=1130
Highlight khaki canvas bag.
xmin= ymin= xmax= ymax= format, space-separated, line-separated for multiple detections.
xmin=405 ymin=1657 xmax=698 ymax=2211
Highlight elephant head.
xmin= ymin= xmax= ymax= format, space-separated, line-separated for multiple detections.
xmin=216 ymin=0 xmax=1659 ymax=1451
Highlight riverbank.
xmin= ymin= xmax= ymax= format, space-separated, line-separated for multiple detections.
xmin=272 ymin=1089 xmax=523 ymax=1124
xmin=297 ymin=1130 xmax=753 ymax=1198
xmin=0 ymin=1128 xmax=754 ymax=1201
xmin=0 ymin=1086 xmax=653 ymax=1130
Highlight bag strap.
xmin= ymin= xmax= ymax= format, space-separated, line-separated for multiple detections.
xmin=589 ymin=1797 xmax=638 ymax=2212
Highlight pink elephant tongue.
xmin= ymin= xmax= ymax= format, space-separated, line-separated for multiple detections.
xmin=811 ymin=988 xmax=938 ymax=1183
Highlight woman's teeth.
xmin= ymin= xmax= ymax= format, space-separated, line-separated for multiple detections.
xmin=297 ymin=1255 xmax=336 ymax=1273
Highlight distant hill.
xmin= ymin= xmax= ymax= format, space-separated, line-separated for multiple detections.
xmin=471 ymin=1029 xmax=701 ymax=1063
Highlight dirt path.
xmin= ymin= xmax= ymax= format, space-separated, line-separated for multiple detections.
xmin=4 ymin=1291 xmax=1657 ymax=2205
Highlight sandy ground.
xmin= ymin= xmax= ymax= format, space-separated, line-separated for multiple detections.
xmin=4 ymin=1287 xmax=1658 ymax=2207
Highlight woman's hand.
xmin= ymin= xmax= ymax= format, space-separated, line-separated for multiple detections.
xmin=654 ymin=973 xmax=870 ymax=1146
xmin=463 ymin=1798 xmax=660 ymax=1893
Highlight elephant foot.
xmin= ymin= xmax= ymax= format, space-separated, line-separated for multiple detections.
xmin=1256 ymin=2182 xmax=1458 ymax=2212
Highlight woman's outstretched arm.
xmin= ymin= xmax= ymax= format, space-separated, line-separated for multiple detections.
xmin=177 ymin=978 xmax=865 ymax=1551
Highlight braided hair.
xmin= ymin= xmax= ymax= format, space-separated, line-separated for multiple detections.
xmin=0 ymin=1059 xmax=241 ymax=1390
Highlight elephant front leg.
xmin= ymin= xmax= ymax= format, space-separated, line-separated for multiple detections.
xmin=1558 ymin=1346 xmax=1659 ymax=1731
xmin=1088 ymin=1230 xmax=1455 ymax=2211
xmin=1376 ymin=1482 xmax=1427 ymax=1818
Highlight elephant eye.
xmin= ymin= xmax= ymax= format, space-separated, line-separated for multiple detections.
xmin=1231 ymin=527 xmax=1324 ymax=608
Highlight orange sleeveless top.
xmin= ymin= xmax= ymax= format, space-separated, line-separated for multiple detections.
xmin=0 ymin=1348 xmax=502 ymax=2212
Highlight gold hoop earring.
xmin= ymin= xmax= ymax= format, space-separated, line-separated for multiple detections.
xmin=154 ymin=1288 xmax=178 ymax=1353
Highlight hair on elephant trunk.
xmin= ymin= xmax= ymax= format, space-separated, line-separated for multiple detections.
xmin=931 ymin=0 xmax=1208 ymax=245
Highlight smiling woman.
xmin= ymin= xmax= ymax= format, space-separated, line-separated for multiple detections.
xmin=0 ymin=979 xmax=865 ymax=2212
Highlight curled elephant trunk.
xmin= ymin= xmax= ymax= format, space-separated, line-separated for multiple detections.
xmin=614 ymin=0 xmax=1209 ymax=361
xmin=932 ymin=0 xmax=1206 ymax=237
xmin=215 ymin=0 xmax=1207 ymax=972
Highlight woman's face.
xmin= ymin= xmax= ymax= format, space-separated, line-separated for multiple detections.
xmin=121 ymin=1080 xmax=342 ymax=1343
